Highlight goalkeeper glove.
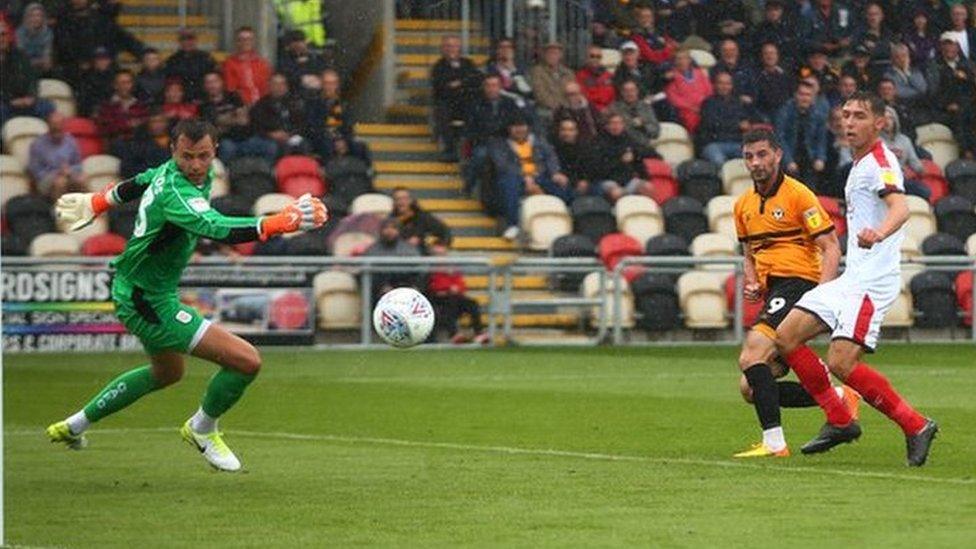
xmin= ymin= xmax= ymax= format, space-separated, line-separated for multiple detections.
xmin=259 ymin=193 xmax=328 ymax=240
xmin=55 ymin=185 xmax=118 ymax=232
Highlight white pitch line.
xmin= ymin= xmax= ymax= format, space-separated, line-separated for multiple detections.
xmin=8 ymin=427 xmax=972 ymax=487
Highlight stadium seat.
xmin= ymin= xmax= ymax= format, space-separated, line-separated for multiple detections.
xmin=915 ymin=123 xmax=959 ymax=170
xmin=884 ymin=274 xmax=915 ymax=328
xmin=615 ymin=195 xmax=663 ymax=244
xmin=252 ymin=193 xmax=295 ymax=216
xmin=81 ymin=232 xmax=126 ymax=256
xmin=910 ymin=271 xmax=958 ymax=328
xmin=313 ymin=271 xmax=362 ymax=329
xmin=652 ymin=122 xmax=694 ymax=166
xmin=956 ymin=271 xmax=973 ymax=327
xmin=38 ymin=79 xmax=76 ymax=117
xmin=967 ymin=233 xmax=976 ymax=257
xmin=521 ymin=195 xmax=572 ymax=251
xmin=2 ymin=116 xmax=48 ymax=166
xmin=581 ymin=271 xmax=635 ymax=329
xmin=905 ymin=195 xmax=937 ymax=244
xmin=571 ymin=196 xmax=616 ymax=243
xmin=689 ymin=49 xmax=717 ymax=69
xmin=210 ymin=175 xmax=230 ymax=198
xmin=550 ymin=233 xmax=596 ymax=291
xmin=600 ymin=48 xmax=621 ymax=69
xmin=724 ymin=274 xmax=763 ymax=327
xmin=5 ymin=194 xmax=55 ymax=242
xmin=275 ymin=155 xmax=326 ymax=198
xmin=945 ymin=159 xmax=976 ymax=204
xmin=631 ymin=272 xmax=681 ymax=330
xmin=62 ymin=117 xmax=103 ymax=158
xmin=645 ymin=233 xmax=689 ymax=256
xmin=643 ymin=158 xmax=674 ymax=181
xmin=66 ymin=215 xmax=108 ymax=244
xmin=598 ymin=233 xmax=643 ymax=270
xmin=934 ymin=195 xmax=976 ymax=242
xmin=331 ymin=231 xmax=376 ymax=257
xmin=921 ymin=233 xmax=966 ymax=260
xmin=663 ymin=195 xmax=708 ymax=243
xmin=640 ymin=176 xmax=679 ymax=206
xmin=228 ymin=157 xmax=276 ymax=204
xmin=677 ymin=271 xmax=729 ymax=328
xmin=913 ymin=159 xmax=950 ymax=205
xmin=350 ymin=193 xmax=393 ymax=217
xmin=721 ymin=159 xmax=752 ymax=196
xmin=676 ymin=159 xmax=722 ymax=204
xmin=1 ymin=154 xmax=31 ymax=207
xmin=286 ymin=228 xmax=331 ymax=256
xmin=817 ymin=196 xmax=846 ymax=236
xmin=900 ymin=235 xmax=922 ymax=260
xmin=81 ymin=154 xmax=121 ymax=192
xmin=228 ymin=156 xmax=274 ymax=180
xmin=690 ymin=232 xmax=738 ymax=271
xmin=29 ymin=232 xmax=80 ymax=256
xmin=706 ymin=195 xmax=736 ymax=237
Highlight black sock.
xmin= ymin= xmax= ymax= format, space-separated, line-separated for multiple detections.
xmin=777 ymin=380 xmax=817 ymax=408
xmin=743 ymin=363 xmax=781 ymax=430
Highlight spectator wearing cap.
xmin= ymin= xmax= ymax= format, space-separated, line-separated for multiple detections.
xmin=485 ymin=38 xmax=534 ymax=111
xmin=135 ymin=48 xmax=166 ymax=104
xmin=164 ymin=28 xmax=218 ymax=102
xmin=75 ymin=47 xmax=118 ymax=117
xmin=630 ymin=5 xmax=676 ymax=65
xmin=431 ymin=35 xmax=480 ymax=161
xmin=595 ymin=112 xmax=655 ymax=203
xmin=488 ymin=116 xmax=571 ymax=240
xmin=709 ymin=40 xmax=756 ymax=107
xmin=842 ymin=44 xmax=880 ymax=90
xmin=278 ymin=29 xmax=330 ymax=92
xmin=161 ymin=80 xmax=198 ymax=122
xmin=15 ymin=2 xmax=53 ymax=74
xmin=392 ymin=187 xmax=452 ymax=254
xmin=576 ymin=45 xmax=616 ymax=112
xmin=552 ymin=81 xmax=602 ymax=142
xmin=698 ymin=0 xmax=751 ymax=45
xmin=775 ymin=80 xmax=828 ymax=191
xmin=799 ymin=45 xmax=841 ymax=104
xmin=926 ymin=33 xmax=976 ymax=153
xmin=0 ymin=19 xmax=55 ymax=123
xmin=904 ymin=10 xmax=939 ymax=69
xmin=94 ymin=69 xmax=149 ymax=143
xmin=697 ymin=71 xmax=750 ymax=165
xmin=552 ymin=118 xmax=599 ymax=196
xmin=853 ymin=2 xmax=895 ymax=69
xmin=222 ymin=26 xmax=272 ymax=106
xmin=463 ymin=74 xmax=521 ymax=194
xmin=664 ymin=49 xmax=713 ymax=133
xmin=946 ymin=4 xmax=976 ymax=60
xmin=612 ymin=41 xmax=659 ymax=99
xmin=528 ymin=41 xmax=575 ymax=123
xmin=250 ymin=73 xmax=307 ymax=158
xmin=800 ymin=0 xmax=853 ymax=57
xmin=607 ymin=80 xmax=660 ymax=150
xmin=750 ymin=0 xmax=800 ymax=66
xmin=754 ymin=42 xmax=795 ymax=121
xmin=27 ymin=111 xmax=85 ymax=201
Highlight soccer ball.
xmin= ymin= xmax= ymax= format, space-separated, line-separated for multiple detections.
xmin=372 ymin=287 xmax=435 ymax=348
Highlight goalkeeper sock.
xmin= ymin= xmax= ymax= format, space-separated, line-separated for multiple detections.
xmin=777 ymin=381 xmax=817 ymax=407
xmin=81 ymin=365 xmax=161 ymax=423
xmin=66 ymin=410 xmax=91 ymax=435
xmin=201 ymin=368 xmax=256 ymax=419
xmin=189 ymin=407 xmax=217 ymax=434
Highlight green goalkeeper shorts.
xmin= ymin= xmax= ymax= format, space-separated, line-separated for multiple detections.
xmin=112 ymin=275 xmax=211 ymax=355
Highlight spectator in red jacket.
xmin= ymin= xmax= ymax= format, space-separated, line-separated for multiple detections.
xmin=222 ymin=26 xmax=271 ymax=105
xmin=426 ymin=241 xmax=489 ymax=344
xmin=94 ymin=69 xmax=148 ymax=143
xmin=576 ymin=45 xmax=616 ymax=112
xmin=161 ymin=80 xmax=198 ymax=122
xmin=664 ymin=49 xmax=713 ymax=133
xmin=630 ymin=5 xmax=676 ymax=65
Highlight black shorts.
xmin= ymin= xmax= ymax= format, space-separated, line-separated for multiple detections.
xmin=756 ymin=276 xmax=818 ymax=331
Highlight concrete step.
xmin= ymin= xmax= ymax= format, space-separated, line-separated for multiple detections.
xmin=133 ymin=30 xmax=218 ymax=48
xmin=418 ymin=198 xmax=482 ymax=212
xmin=356 ymin=123 xmax=430 ymax=137
xmin=366 ymin=140 xmax=439 ymax=154
xmin=481 ymin=313 xmax=580 ymax=328
xmin=441 ymin=215 xmax=496 ymax=229
xmin=375 ymin=177 xmax=460 ymax=191
xmin=464 ymin=275 xmax=548 ymax=290
xmin=374 ymin=161 xmax=459 ymax=175
xmin=397 ymin=53 xmax=489 ymax=66
xmin=395 ymin=19 xmax=481 ymax=32
xmin=395 ymin=34 xmax=490 ymax=48
xmin=121 ymin=0 xmax=181 ymax=6
xmin=452 ymin=236 xmax=516 ymax=251
xmin=386 ymin=104 xmax=431 ymax=118
xmin=118 ymin=14 xmax=208 ymax=26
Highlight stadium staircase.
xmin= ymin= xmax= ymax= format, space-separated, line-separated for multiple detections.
xmin=356 ymin=17 xmax=582 ymax=341
xmin=117 ymin=0 xmax=225 ymax=65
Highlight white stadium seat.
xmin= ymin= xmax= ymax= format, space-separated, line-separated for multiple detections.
xmin=331 ymin=231 xmax=376 ymax=257
xmin=81 ymin=154 xmax=121 ymax=192
xmin=350 ymin=193 xmax=393 ymax=216
xmin=677 ymin=271 xmax=729 ymax=328
xmin=581 ymin=271 xmax=635 ymax=329
xmin=904 ymin=195 xmax=937 ymax=244
xmin=721 ymin=159 xmax=752 ymax=196
xmin=313 ymin=270 xmax=362 ymax=329
xmin=2 ymin=116 xmax=48 ymax=166
xmin=915 ymin=123 xmax=959 ymax=170
xmin=706 ymin=195 xmax=737 ymax=237
xmin=615 ymin=195 xmax=664 ymax=244
xmin=652 ymin=122 xmax=694 ymax=166
xmin=690 ymin=232 xmax=738 ymax=271
xmin=252 ymin=193 xmax=295 ymax=216
xmin=38 ymin=78 xmax=76 ymax=117
xmin=1 ymin=154 xmax=31 ymax=207
xmin=30 ymin=232 xmax=81 ymax=257
xmin=689 ymin=49 xmax=716 ymax=69
xmin=968 ymin=233 xmax=976 ymax=257
xmin=521 ymin=194 xmax=572 ymax=251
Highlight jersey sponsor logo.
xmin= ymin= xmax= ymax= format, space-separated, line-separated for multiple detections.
xmin=175 ymin=310 xmax=193 ymax=324
xmin=188 ymin=197 xmax=211 ymax=213
xmin=772 ymin=207 xmax=784 ymax=220
xmin=803 ymin=207 xmax=823 ymax=229
xmin=880 ymin=169 xmax=896 ymax=186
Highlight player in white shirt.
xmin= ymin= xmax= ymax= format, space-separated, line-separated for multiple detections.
xmin=773 ymin=92 xmax=938 ymax=466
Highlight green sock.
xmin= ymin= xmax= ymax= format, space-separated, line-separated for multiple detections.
xmin=201 ymin=368 xmax=256 ymax=418
xmin=83 ymin=365 xmax=161 ymax=422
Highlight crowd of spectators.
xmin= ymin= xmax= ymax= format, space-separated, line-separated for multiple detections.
xmin=430 ymin=0 xmax=976 ymax=239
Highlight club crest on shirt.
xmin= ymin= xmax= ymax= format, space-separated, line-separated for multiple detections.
xmin=803 ymin=207 xmax=823 ymax=229
xmin=188 ymin=197 xmax=211 ymax=213
xmin=772 ymin=207 xmax=784 ymax=220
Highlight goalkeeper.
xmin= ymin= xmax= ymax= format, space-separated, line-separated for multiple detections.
xmin=46 ymin=120 xmax=327 ymax=472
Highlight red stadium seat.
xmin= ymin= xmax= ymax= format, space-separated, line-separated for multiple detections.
xmin=275 ymin=155 xmax=326 ymax=198
xmin=957 ymin=271 xmax=973 ymax=327
xmin=63 ymin=117 xmax=104 ymax=159
xmin=643 ymin=158 xmax=673 ymax=180
xmin=725 ymin=274 xmax=763 ymax=327
xmin=817 ymin=196 xmax=846 ymax=236
xmin=597 ymin=233 xmax=643 ymax=270
xmin=81 ymin=233 xmax=126 ymax=256
xmin=279 ymin=175 xmax=326 ymax=198
xmin=919 ymin=160 xmax=949 ymax=205
xmin=641 ymin=177 xmax=679 ymax=206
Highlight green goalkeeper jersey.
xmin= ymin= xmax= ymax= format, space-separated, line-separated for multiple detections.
xmin=111 ymin=159 xmax=261 ymax=294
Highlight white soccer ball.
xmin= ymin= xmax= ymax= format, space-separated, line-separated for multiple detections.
xmin=372 ymin=287 xmax=435 ymax=348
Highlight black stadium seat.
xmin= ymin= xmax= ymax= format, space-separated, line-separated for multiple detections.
xmin=5 ymin=195 xmax=56 ymax=242
xmin=631 ymin=272 xmax=681 ymax=330
xmin=934 ymin=195 xmax=976 ymax=242
xmin=676 ymin=159 xmax=722 ymax=204
xmin=228 ymin=156 xmax=273 ymax=180
xmin=945 ymin=159 xmax=976 ymax=203
xmin=921 ymin=232 xmax=966 ymax=256
xmin=910 ymin=271 xmax=959 ymax=328
xmin=550 ymin=234 xmax=596 ymax=291
xmin=645 ymin=233 xmax=690 ymax=256
xmin=571 ymin=196 xmax=616 ymax=243
xmin=662 ymin=196 xmax=708 ymax=243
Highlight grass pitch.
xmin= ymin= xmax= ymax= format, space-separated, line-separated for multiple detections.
xmin=5 ymin=344 xmax=976 ymax=547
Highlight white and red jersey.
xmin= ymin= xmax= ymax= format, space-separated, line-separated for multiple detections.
xmin=843 ymin=140 xmax=905 ymax=288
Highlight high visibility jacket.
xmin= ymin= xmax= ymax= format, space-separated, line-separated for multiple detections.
xmin=275 ymin=0 xmax=326 ymax=47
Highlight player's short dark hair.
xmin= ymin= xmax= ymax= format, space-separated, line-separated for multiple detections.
xmin=845 ymin=90 xmax=886 ymax=117
xmin=742 ymin=129 xmax=781 ymax=150
xmin=172 ymin=119 xmax=217 ymax=144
